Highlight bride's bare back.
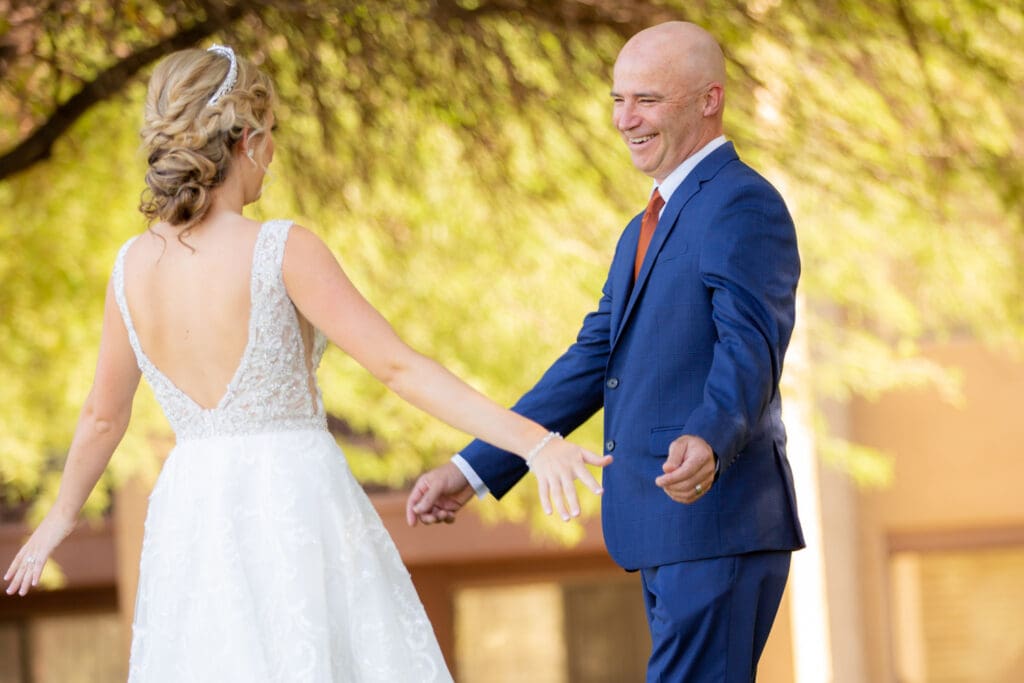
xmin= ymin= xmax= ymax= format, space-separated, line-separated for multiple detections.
xmin=122 ymin=215 xmax=262 ymax=410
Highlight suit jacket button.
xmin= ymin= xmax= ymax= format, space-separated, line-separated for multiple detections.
xmin=605 ymin=440 xmax=616 ymax=452
xmin=606 ymin=377 xmax=619 ymax=389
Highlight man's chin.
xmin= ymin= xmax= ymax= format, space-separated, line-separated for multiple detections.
xmin=627 ymin=150 xmax=659 ymax=176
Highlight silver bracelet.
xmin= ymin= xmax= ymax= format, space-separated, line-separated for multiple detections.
xmin=525 ymin=431 xmax=562 ymax=470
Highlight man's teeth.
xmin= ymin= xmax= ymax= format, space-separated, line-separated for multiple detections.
xmin=630 ymin=135 xmax=656 ymax=144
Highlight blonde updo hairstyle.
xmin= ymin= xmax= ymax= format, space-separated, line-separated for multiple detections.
xmin=139 ymin=47 xmax=275 ymax=235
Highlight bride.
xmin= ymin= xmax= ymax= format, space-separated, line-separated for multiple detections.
xmin=4 ymin=45 xmax=610 ymax=681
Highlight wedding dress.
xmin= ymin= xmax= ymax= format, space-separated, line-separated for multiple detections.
xmin=114 ymin=220 xmax=452 ymax=682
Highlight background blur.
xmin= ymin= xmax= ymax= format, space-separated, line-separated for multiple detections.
xmin=1 ymin=1 xmax=1022 ymax=681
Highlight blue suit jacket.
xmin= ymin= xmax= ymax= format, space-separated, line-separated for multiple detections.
xmin=462 ymin=143 xmax=805 ymax=570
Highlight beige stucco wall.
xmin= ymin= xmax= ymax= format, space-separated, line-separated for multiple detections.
xmin=850 ymin=340 xmax=1024 ymax=681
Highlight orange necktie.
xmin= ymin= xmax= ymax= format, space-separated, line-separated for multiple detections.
xmin=634 ymin=189 xmax=665 ymax=280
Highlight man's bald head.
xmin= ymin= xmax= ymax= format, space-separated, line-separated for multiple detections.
xmin=611 ymin=22 xmax=726 ymax=182
xmin=618 ymin=22 xmax=726 ymax=100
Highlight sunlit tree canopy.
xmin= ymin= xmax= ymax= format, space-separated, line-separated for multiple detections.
xmin=1 ymin=0 xmax=1021 ymax=538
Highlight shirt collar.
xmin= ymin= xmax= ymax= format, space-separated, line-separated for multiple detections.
xmin=653 ymin=135 xmax=728 ymax=206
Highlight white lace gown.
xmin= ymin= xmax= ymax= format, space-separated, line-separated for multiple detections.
xmin=113 ymin=220 xmax=453 ymax=682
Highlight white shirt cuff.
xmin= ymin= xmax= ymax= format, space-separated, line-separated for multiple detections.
xmin=451 ymin=453 xmax=490 ymax=499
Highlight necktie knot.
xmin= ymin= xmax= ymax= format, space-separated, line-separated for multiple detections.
xmin=634 ymin=189 xmax=665 ymax=281
xmin=647 ymin=188 xmax=666 ymax=215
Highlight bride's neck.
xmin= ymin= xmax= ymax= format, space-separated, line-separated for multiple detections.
xmin=208 ymin=174 xmax=247 ymax=217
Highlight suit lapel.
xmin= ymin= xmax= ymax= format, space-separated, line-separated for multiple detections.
xmin=611 ymin=143 xmax=739 ymax=351
xmin=609 ymin=213 xmax=643 ymax=337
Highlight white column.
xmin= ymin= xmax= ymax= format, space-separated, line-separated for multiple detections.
xmin=782 ymin=295 xmax=834 ymax=683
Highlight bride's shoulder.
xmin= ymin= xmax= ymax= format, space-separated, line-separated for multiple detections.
xmin=281 ymin=222 xmax=326 ymax=250
xmin=113 ymin=227 xmax=159 ymax=261
xmin=281 ymin=224 xmax=344 ymax=276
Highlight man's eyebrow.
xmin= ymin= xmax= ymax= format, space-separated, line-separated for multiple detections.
xmin=609 ymin=90 xmax=663 ymax=98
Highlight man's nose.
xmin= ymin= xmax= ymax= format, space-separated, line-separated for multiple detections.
xmin=615 ymin=102 xmax=640 ymax=130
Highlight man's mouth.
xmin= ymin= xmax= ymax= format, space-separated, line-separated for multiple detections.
xmin=628 ymin=134 xmax=657 ymax=145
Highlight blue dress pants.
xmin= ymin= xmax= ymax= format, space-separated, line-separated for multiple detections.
xmin=640 ymin=550 xmax=792 ymax=682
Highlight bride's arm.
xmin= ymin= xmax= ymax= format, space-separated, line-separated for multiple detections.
xmin=5 ymin=278 xmax=141 ymax=596
xmin=281 ymin=225 xmax=610 ymax=516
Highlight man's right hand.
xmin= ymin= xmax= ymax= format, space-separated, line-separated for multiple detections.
xmin=405 ymin=461 xmax=474 ymax=526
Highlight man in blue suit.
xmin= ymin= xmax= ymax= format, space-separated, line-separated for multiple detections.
xmin=408 ymin=21 xmax=804 ymax=681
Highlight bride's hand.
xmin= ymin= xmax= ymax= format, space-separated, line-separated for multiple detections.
xmin=527 ymin=437 xmax=612 ymax=520
xmin=4 ymin=515 xmax=75 ymax=596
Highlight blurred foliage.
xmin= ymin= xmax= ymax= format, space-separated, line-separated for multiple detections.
xmin=0 ymin=0 xmax=1021 ymax=536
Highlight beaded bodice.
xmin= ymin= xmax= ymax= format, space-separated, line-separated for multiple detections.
xmin=113 ymin=220 xmax=327 ymax=441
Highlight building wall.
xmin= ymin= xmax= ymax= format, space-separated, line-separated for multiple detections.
xmin=850 ymin=341 xmax=1024 ymax=682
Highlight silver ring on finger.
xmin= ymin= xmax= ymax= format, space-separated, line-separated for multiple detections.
xmin=24 ymin=556 xmax=36 ymax=566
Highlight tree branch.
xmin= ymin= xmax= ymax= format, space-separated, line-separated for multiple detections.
xmin=0 ymin=4 xmax=249 ymax=182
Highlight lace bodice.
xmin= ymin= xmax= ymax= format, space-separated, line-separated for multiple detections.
xmin=113 ymin=220 xmax=328 ymax=440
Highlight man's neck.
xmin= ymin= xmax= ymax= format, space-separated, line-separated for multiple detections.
xmin=654 ymin=135 xmax=728 ymax=204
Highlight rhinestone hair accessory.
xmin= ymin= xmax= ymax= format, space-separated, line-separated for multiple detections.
xmin=206 ymin=44 xmax=238 ymax=106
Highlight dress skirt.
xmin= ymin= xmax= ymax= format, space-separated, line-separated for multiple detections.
xmin=127 ymin=429 xmax=452 ymax=682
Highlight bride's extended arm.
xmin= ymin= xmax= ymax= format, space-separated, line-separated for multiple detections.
xmin=5 ymin=279 xmax=141 ymax=596
xmin=282 ymin=225 xmax=610 ymax=518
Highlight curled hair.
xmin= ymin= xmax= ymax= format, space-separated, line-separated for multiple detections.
xmin=138 ymin=48 xmax=275 ymax=238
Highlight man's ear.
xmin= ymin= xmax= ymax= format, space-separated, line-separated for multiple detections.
xmin=703 ymin=83 xmax=724 ymax=117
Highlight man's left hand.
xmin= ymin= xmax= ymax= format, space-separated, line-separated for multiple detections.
xmin=655 ymin=435 xmax=717 ymax=504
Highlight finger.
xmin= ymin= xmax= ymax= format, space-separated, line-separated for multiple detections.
xmin=656 ymin=451 xmax=712 ymax=487
xmin=405 ymin=479 xmax=429 ymax=526
xmin=655 ymin=465 xmax=696 ymax=488
xmin=551 ymin=481 xmax=571 ymax=521
xmin=21 ymin=554 xmax=45 ymax=593
xmin=5 ymin=547 xmax=29 ymax=583
xmin=562 ymin=479 xmax=581 ymax=518
xmin=575 ymin=466 xmax=604 ymax=495
xmin=536 ymin=478 xmax=553 ymax=516
xmin=428 ymin=506 xmax=457 ymax=523
xmin=666 ymin=485 xmax=693 ymax=504
xmin=580 ymin=450 xmax=613 ymax=468
xmin=417 ymin=510 xmax=442 ymax=525
xmin=5 ymin=558 xmax=27 ymax=595
xmin=9 ymin=564 xmax=28 ymax=596
xmin=664 ymin=441 xmax=688 ymax=471
xmin=434 ymin=497 xmax=464 ymax=513
xmin=411 ymin=478 xmax=445 ymax=515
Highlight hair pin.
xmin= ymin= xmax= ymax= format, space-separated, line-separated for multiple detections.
xmin=206 ymin=44 xmax=238 ymax=106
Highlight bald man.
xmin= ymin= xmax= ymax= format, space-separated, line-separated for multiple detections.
xmin=408 ymin=22 xmax=804 ymax=681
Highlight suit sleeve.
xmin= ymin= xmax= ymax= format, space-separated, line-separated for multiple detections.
xmin=685 ymin=179 xmax=800 ymax=471
xmin=459 ymin=270 xmax=615 ymax=498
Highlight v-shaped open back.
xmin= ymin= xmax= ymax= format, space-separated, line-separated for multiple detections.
xmin=117 ymin=231 xmax=261 ymax=412
xmin=112 ymin=220 xmax=327 ymax=440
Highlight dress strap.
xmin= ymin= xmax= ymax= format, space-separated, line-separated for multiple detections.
xmin=251 ymin=219 xmax=294 ymax=285
xmin=112 ymin=236 xmax=145 ymax=365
